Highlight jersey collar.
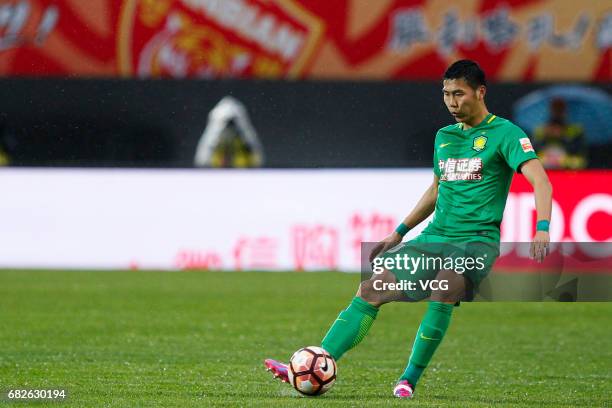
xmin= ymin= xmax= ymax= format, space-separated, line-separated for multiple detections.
xmin=460 ymin=113 xmax=496 ymax=131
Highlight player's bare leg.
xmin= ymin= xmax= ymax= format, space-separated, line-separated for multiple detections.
xmin=357 ymin=268 xmax=410 ymax=307
xmin=429 ymin=269 xmax=471 ymax=303
xmin=395 ymin=269 xmax=469 ymax=398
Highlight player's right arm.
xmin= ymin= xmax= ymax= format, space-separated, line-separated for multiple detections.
xmin=368 ymin=175 xmax=439 ymax=262
xmin=398 ymin=174 xmax=439 ymax=229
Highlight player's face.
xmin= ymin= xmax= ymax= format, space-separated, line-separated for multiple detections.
xmin=442 ymin=78 xmax=485 ymax=123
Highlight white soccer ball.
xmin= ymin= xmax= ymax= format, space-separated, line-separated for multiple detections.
xmin=287 ymin=346 xmax=337 ymax=396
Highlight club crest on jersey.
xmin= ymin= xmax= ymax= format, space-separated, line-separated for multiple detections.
xmin=472 ymin=135 xmax=488 ymax=152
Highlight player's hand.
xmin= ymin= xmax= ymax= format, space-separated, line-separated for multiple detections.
xmin=368 ymin=232 xmax=403 ymax=263
xmin=530 ymin=231 xmax=550 ymax=263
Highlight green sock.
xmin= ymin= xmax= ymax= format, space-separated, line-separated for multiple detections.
xmin=321 ymin=296 xmax=378 ymax=361
xmin=400 ymin=301 xmax=453 ymax=386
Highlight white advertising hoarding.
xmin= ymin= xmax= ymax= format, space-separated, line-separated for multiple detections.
xmin=1 ymin=169 xmax=609 ymax=271
xmin=0 ymin=169 xmax=432 ymax=270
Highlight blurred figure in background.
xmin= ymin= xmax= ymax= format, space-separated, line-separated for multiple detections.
xmin=194 ymin=96 xmax=264 ymax=168
xmin=0 ymin=120 xmax=10 ymax=166
xmin=532 ymin=98 xmax=587 ymax=169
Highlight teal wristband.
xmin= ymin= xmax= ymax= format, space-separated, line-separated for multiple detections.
xmin=395 ymin=223 xmax=410 ymax=237
xmin=536 ymin=220 xmax=550 ymax=232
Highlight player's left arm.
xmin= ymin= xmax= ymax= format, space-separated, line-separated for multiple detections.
xmin=520 ymin=159 xmax=553 ymax=262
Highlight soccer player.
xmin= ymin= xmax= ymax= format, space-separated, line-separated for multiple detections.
xmin=265 ymin=60 xmax=553 ymax=398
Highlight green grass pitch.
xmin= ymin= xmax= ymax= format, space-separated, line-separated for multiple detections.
xmin=0 ymin=271 xmax=610 ymax=407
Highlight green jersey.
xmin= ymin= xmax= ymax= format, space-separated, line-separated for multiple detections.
xmin=423 ymin=113 xmax=538 ymax=241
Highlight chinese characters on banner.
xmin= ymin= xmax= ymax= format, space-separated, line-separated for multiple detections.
xmin=165 ymin=171 xmax=611 ymax=272
xmin=0 ymin=0 xmax=609 ymax=81
xmin=172 ymin=212 xmax=398 ymax=271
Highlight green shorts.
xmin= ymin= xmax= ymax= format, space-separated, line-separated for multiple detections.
xmin=378 ymin=233 xmax=500 ymax=301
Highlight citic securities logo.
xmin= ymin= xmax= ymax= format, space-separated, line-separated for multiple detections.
xmin=439 ymin=158 xmax=483 ymax=181
xmin=117 ymin=0 xmax=324 ymax=79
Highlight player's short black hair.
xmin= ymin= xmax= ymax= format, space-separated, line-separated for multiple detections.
xmin=444 ymin=60 xmax=487 ymax=89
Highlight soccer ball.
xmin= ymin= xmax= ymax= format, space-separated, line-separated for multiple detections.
xmin=288 ymin=346 xmax=337 ymax=396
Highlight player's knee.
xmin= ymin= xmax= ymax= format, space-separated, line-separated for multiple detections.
xmin=357 ymin=280 xmax=384 ymax=307
xmin=430 ymin=283 xmax=464 ymax=302
xmin=431 ymin=269 xmax=466 ymax=303
xmin=357 ymin=280 xmax=375 ymax=301
xmin=430 ymin=289 xmax=459 ymax=303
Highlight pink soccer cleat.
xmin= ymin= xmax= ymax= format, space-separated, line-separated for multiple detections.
xmin=264 ymin=359 xmax=289 ymax=383
xmin=393 ymin=380 xmax=414 ymax=398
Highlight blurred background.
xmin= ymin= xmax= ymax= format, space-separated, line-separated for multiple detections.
xmin=0 ymin=0 xmax=610 ymax=270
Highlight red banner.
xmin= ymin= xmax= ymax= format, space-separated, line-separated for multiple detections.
xmin=496 ymin=170 xmax=612 ymax=274
xmin=0 ymin=0 xmax=609 ymax=81
xmin=504 ymin=170 xmax=612 ymax=243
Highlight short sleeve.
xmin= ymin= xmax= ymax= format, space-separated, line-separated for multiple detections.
xmin=500 ymin=125 xmax=538 ymax=173
xmin=433 ymin=131 xmax=441 ymax=177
